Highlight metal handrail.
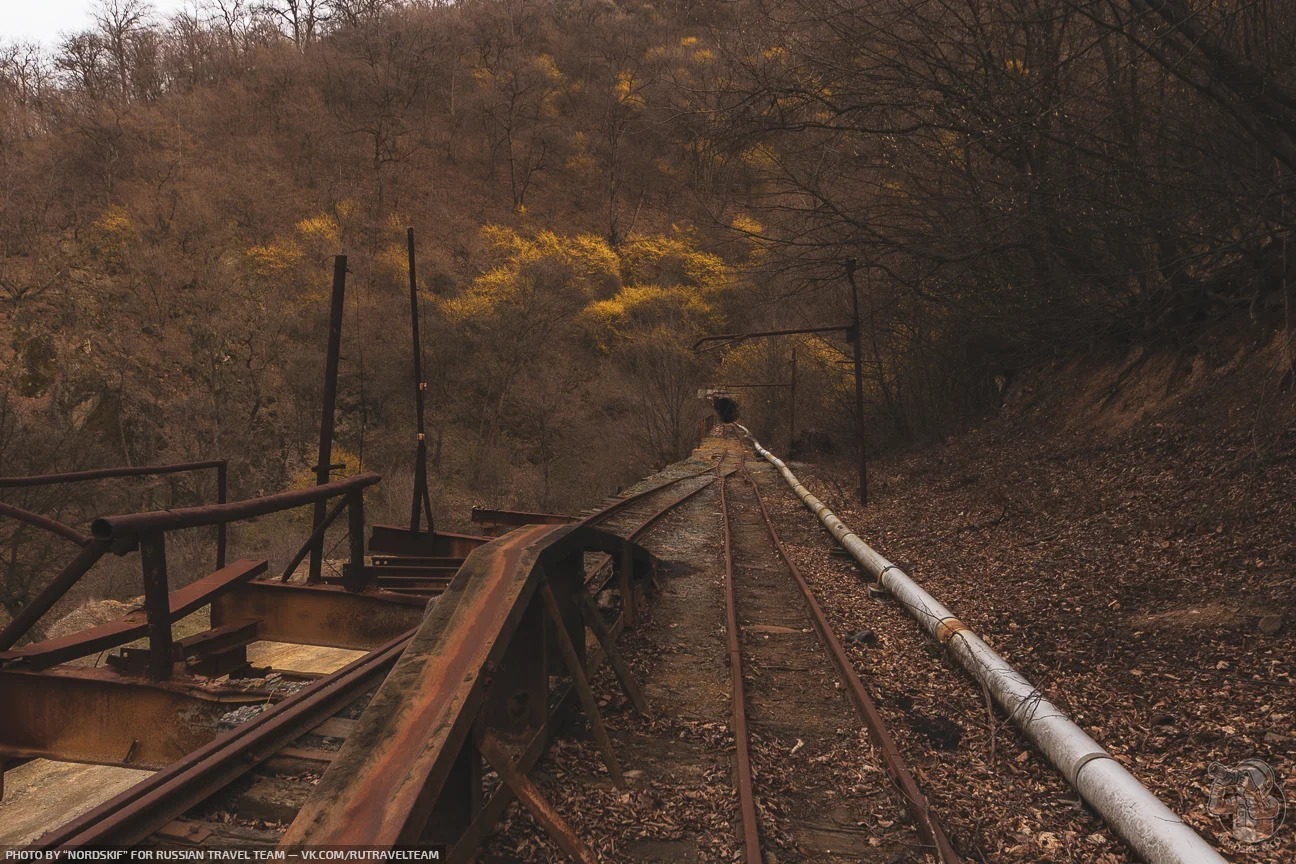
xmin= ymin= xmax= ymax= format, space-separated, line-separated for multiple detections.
xmin=0 ymin=502 xmax=92 ymax=546
xmin=0 ymin=459 xmax=230 ymax=568
xmin=4 ymin=472 xmax=382 ymax=677
xmin=0 ymin=541 xmax=108 ymax=651
xmin=91 ymin=473 xmax=380 ymax=540
xmin=0 ymin=460 xmax=227 ymax=488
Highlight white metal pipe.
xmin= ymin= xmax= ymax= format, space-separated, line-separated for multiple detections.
xmin=742 ymin=430 xmax=1226 ymax=864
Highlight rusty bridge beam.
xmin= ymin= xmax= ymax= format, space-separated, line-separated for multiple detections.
xmin=210 ymin=581 xmax=428 ymax=651
xmin=32 ymin=631 xmax=412 ymax=848
xmin=1 ymin=559 xmax=267 ymax=670
xmin=0 ymin=541 xmax=108 ymax=651
xmin=368 ymin=524 xmax=489 ymax=558
xmin=470 ymin=507 xmax=576 ymax=527
xmin=281 ymin=523 xmax=657 ymax=849
xmin=0 ymin=665 xmax=273 ymax=770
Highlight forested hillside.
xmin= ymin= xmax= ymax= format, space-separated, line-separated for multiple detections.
xmin=3 ymin=0 xmax=1294 ymax=617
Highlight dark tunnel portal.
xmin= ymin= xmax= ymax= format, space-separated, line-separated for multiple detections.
xmin=713 ymin=396 xmax=740 ymax=423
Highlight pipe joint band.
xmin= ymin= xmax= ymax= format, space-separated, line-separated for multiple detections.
xmin=1070 ymin=750 xmax=1114 ymax=787
xmin=935 ymin=617 xmax=967 ymax=643
xmin=878 ymin=563 xmax=907 ymax=582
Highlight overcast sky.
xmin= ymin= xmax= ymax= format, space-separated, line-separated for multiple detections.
xmin=3 ymin=0 xmax=193 ymax=47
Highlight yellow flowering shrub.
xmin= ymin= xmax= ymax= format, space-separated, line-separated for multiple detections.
xmin=88 ymin=205 xmax=138 ymax=265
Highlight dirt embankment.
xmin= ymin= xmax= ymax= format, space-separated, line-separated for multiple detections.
xmin=783 ymin=331 xmax=1295 ymax=861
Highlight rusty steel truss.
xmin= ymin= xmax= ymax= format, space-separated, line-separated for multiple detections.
xmin=0 ymin=469 xmax=488 ymax=788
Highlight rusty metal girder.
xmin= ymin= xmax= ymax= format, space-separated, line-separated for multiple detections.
xmin=281 ymin=524 xmax=657 ymax=848
xmin=368 ymin=525 xmax=489 ymax=558
xmin=34 ymin=632 xmax=412 ymax=849
xmin=470 ymin=507 xmax=575 ymax=527
xmin=0 ymin=560 xmax=267 ymax=671
xmin=210 ymin=580 xmax=428 ymax=651
xmin=0 ymin=666 xmax=270 ymax=769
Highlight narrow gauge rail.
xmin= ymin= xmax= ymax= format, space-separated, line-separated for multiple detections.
xmin=719 ymin=452 xmax=960 ymax=863
xmin=26 ymin=464 xmax=720 ymax=853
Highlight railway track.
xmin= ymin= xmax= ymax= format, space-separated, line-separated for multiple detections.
xmin=7 ymin=429 xmax=1229 ymax=863
xmin=25 ymin=457 xmax=724 ymax=854
xmin=718 ymin=452 xmax=959 ymax=864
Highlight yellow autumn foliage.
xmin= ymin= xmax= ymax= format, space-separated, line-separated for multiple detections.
xmin=88 ymin=205 xmax=138 ymax=264
xmin=535 ymin=54 xmax=564 ymax=82
xmin=245 ymin=238 xmax=303 ymax=277
xmin=296 ymin=213 xmax=341 ymax=247
xmin=619 ymin=232 xmax=733 ymax=296
xmin=441 ymin=227 xmax=622 ymax=323
xmin=444 ymin=227 xmax=735 ymax=351
xmin=615 ymin=70 xmax=646 ymax=108
xmin=584 ymin=284 xmax=718 ymax=337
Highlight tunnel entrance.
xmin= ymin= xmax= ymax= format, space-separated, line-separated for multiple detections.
xmin=712 ymin=396 xmax=740 ymax=423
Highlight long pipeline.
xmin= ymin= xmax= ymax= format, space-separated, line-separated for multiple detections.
xmin=741 ymin=430 xmax=1226 ymax=864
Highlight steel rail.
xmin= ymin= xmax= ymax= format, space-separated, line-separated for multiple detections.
xmin=32 ymin=630 xmax=413 ymax=848
xmin=739 ymin=461 xmax=962 ymax=864
xmin=718 ymin=461 xmax=764 ymax=864
xmin=579 ymin=467 xmax=721 ymax=600
xmin=609 ymin=473 xmax=719 ymax=540
xmin=578 ymin=466 xmax=715 ymax=530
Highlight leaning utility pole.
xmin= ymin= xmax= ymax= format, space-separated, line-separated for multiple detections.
xmin=844 ymin=260 xmax=869 ymax=506
xmin=406 ymin=228 xmax=435 ymax=534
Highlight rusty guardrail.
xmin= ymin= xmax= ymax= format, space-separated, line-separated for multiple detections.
xmin=2 ymin=473 xmax=381 ymax=679
xmin=1 ymin=460 xmax=231 ymax=567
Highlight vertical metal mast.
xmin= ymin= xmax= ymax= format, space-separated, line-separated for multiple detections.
xmin=407 ymin=228 xmax=434 ymax=533
xmin=310 ymin=255 xmax=348 ymax=583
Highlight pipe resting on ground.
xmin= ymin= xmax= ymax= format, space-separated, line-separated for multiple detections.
xmin=742 ymin=429 xmax=1226 ymax=864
